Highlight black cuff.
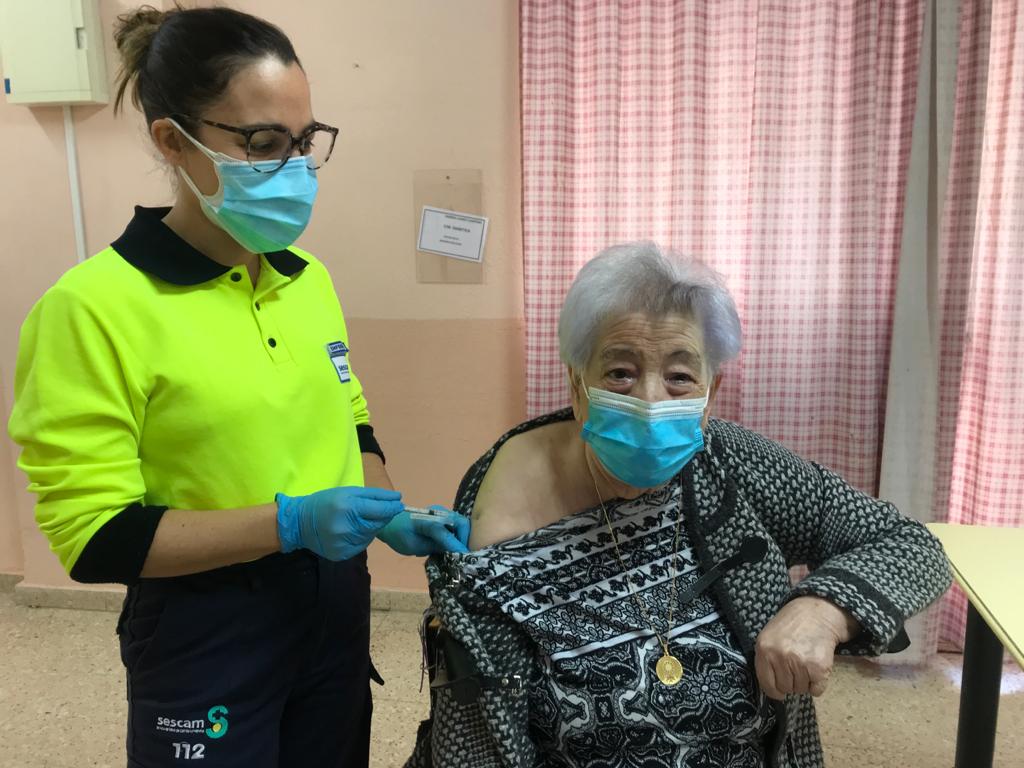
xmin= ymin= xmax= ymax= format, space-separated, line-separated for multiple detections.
xmin=69 ymin=503 xmax=168 ymax=585
xmin=357 ymin=424 xmax=386 ymax=464
xmin=886 ymin=627 xmax=911 ymax=653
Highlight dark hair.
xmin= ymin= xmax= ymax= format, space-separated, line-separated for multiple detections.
xmin=113 ymin=3 xmax=301 ymax=131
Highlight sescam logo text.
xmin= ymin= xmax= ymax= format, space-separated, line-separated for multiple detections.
xmin=156 ymin=706 xmax=229 ymax=738
xmin=156 ymin=717 xmax=206 ymax=735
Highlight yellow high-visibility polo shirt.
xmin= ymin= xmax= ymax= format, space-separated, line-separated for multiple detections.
xmin=8 ymin=206 xmax=381 ymax=582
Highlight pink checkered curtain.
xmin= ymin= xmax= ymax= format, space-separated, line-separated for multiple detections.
xmin=521 ymin=1 xmax=924 ymax=494
xmin=934 ymin=0 xmax=1024 ymax=651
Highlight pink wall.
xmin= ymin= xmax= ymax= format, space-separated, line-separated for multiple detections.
xmin=0 ymin=0 xmax=524 ymax=592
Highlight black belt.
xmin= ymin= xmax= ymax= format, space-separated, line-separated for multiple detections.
xmin=138 ymin=550 xmax=323 ymax=592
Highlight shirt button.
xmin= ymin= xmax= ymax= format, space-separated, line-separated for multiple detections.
xmin=254 ymin=302 xmax=261 ymax=311
xmin=268 ymin=338 xmax=277 ymax=348
xmin=231 ymin=272 xmax=242 ymax=282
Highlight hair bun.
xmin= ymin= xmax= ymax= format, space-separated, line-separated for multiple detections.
xmin=113 ymin=4 xmax=180 ymax=112
xmin=114 ymin=6 xmax=168 ymax=71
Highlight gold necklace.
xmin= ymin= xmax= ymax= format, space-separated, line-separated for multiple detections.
xmin=587 ymin=464 xmax=685 ymax=686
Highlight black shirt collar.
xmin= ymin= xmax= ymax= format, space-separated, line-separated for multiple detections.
xmin=111 ymin=206 xmax=308 ymax=286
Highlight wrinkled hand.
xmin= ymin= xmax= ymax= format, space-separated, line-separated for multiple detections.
xmin=754 ymin=596 xmax=859 ymax=700
xmin=275 ymin=486 xmax=404 ymax=561
xmin=378 ymin=506 xmax=471 ymax=556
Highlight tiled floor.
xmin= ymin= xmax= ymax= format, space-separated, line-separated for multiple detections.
xmin=1 ymin=589 xmax=1022 ymax=767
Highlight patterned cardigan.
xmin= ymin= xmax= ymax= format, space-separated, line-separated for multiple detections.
xmin=406 ymin=412 xmax=952 ymax=768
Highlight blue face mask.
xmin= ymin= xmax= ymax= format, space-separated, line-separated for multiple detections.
xmin=170 ymin=119 xmax=318 ymax=254
xmin=581 ymin=384 xmax=708 ymax=488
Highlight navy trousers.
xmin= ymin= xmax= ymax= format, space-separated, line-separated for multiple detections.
xmin=117 ymin=551 xmax=377 ymax=767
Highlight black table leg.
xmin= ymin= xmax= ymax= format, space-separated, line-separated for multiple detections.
xmin=954 ymin=602 xmax=1004 ymax=768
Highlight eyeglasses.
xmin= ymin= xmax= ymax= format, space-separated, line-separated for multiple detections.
xmin=179 ymin=115 xmax=339 ymax=173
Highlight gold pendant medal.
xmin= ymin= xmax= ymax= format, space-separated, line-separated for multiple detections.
xmin=656 ymin=653 xmax=684 ymax=686
xmin=589 ymin=468 xmax=689 ymax=690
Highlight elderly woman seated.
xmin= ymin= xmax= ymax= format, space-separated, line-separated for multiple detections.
xmin=408 ymin=242 xmax=951 ymax=768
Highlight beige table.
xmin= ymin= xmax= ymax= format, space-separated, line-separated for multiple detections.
xmin=927 ymin=523 xmax=1024 ymax=768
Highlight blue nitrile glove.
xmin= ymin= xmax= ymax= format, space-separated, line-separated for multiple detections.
xmin=275 ymin=487 xmax=404 ymax=560
xmin=377 ymin=505 xmax=471 ymax=556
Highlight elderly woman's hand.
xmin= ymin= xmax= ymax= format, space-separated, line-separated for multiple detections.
xmin=754 ymin=596 xmax=860 ymax=700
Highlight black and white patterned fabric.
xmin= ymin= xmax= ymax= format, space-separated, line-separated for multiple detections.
xmin=457 ymin=484 xmax=774 ymax=767
xmin=406 ymin=411 xmax=953 ymax=768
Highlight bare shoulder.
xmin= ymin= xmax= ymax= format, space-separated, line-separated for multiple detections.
xmin=468 ymin=421 xmax=575 ymax=550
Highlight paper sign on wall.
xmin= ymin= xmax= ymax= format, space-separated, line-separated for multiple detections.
xmin=417 ymin=206 xmax=488 ymax=263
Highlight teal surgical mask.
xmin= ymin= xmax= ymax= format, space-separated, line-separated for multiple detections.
xmin=170 ymin=118 xmax=318 ymax=254
xmin=581 ymin=383 xmax=708 ymax=488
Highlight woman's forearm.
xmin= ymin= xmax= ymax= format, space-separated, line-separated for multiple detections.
xmin=140 ymin=457 xmax=394 ymax=579
xmin=140 ymin=504 xmax=281 ymax=578
xmin=362 ymin=452 xmax=394 ymax=490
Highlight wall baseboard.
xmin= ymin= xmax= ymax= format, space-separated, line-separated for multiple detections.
xmin=4 ymin=575 xmax=430 ymax=615
xmin=0 ymin=573 xmax=23 ymax=593
xmin=370 ymin=588 xmax=430 ymax=614
xmin=13 ymin=581 xmax=126 ymax=612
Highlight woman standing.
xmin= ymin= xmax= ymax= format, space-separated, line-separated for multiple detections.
xmin=7 ymin=6 xmax=467 ymax=767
